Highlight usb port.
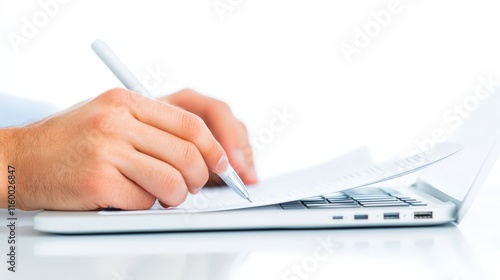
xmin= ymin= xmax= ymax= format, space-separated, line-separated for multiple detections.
xmin=354 ymin=214 xmax=368 ymax=220
xmin=332 ymin=216 xmax=343 ymax=220
xmin=383 ymin=212 xmax=400 ymax=219
xmin=414 ymin=211 xmax=433 ymax=219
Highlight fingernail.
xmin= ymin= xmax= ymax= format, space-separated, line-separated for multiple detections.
xmin=233 ymin=149 xmax=247 ymax=169
xmin=193 ymin=186 xmax=201 ymax=194
xmin=216 ymin=155 xmax=229 ymax=174
xmin=248 ymin=166 xmax=257 ymax=181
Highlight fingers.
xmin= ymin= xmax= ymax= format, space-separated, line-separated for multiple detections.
xmin=127 ymin=120 xmax=209 ymax=194
xmin=112 ymin=147 xmax=189 ymax=207
xmin=75 ymin=88 xmax=255 ymax=210
xmin=18 ymin=87 xmax=236 ymax=211
xmin=89 ymin=88 xmax=225 ymax=208
xmin=97 ymin=168 xmax=157 ymax=211
xmin=162 ymin=89 xmax=258 ymax=184
xmin=219 ymin=120 xmax=257 ymax=185
xmin=43 ymin=163 xmax=158 ymax=211
xmin=102 ymin=89 xmax=229 ymax=175
xmin=210 ymin=118 xmax=257 ymax=185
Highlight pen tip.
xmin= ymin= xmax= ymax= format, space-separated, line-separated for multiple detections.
xmin=247 ymin=197 xmax=253 ymax=203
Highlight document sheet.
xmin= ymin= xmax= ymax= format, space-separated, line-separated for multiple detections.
xmin=100 ymin=142 xmax=462 ymax=215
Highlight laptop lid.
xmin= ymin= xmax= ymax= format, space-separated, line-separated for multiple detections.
xmin=417 ymin=77 xmax=500 ymax=221
xmin=455 ymin=135 xmax=500 ymax=223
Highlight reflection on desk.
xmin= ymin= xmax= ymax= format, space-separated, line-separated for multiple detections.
xmin=0 ymin=224 xmax=482 ymax=280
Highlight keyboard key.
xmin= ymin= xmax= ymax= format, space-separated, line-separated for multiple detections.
xmin=350 ymin=195 xmax=392 ymax=200
xmin=359 ymin=200 xmax=407 ymax=204
xmin=400 ymin=198 xmax=418 ymax=202
xmin=326 ymin=197 xmax=353 ymax=201
xmin=328 ymin=203 xmax=360 ymax=207
xmin=301 ymin=198 xmax=327 ymax=202
xmin=301 ymin=200 xmax=328 ymax=204
xmin=280 ymin=202 xmax=306 ymax=209
xmin=280 ymin=202 xmax=303 ymax=206
xmin=323 ymin=195 xmax=348 ymax=199
xmin=362 ymin=203 xmax=409 ymax=207
xmin=281 ymin=206 xmax=306 ymax=210
xmin=306 ymin=204 xmax=361 ymax=209
xmin=306 ymin=196 xmax=324 ymax=200
xmin=304 ymin=201 xmax=357 ymax=206
xmin=281 ymin=201 xmax=303 ymax=204
xmin=326 ymin=199 xmax=356 ymax=203
xmin=345 ymin=188 xmax=387 ymax=195
xmin=355 ymin=198 xmax=400 ymax=202
xmin=295 ymin=187 xmax=430 ymax=210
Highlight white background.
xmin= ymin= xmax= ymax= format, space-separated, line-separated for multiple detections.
xmin=1 ymin=0 xmax=500 ymax=181
xmin=1 ymin=2 xmax=500 ymax=279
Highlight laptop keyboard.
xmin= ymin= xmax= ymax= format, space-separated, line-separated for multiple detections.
xmin=280 ymin=188 xmax=428 ymax=210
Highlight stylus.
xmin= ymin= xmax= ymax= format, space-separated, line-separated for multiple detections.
xmin=91 ymin=39 xmax=252 ymax=203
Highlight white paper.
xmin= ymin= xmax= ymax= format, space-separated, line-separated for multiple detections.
xmin=100 ymin=142 xmax=462 ymax=215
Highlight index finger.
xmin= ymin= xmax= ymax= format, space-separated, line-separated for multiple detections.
xmin=162 ymin=90 xmax=257 ymax=184
xmin=106 ymin=89 xmax=230 ymax=174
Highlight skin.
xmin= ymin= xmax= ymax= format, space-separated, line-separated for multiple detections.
xmin=0 ymin=88 xmax=257 ymax=210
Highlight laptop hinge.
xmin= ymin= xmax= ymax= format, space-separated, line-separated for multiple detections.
xmin=413 ymin=180 xmax=461 ymax=206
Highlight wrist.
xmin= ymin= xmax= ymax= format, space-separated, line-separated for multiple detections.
xmin=0 ymin=128 xmax=15 ymax=208
xmin=0 ymin=127 xmax=28 ymax=210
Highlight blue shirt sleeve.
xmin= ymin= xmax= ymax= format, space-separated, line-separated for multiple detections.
xmin=0 ymin=93 xmax=59 ymax=127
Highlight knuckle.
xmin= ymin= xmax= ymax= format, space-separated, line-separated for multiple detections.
xmin=161 ymin=169 xmax=188 ymax=207
xmin=186 ymin=166 xmax=209 ymax=191
xmin=195 ymin=168 xmax=210 ymax=188
xmin=108 ymin=181 xmax=157 ymax=211
xmin=180 ymin=112 xmax=206 ymax=137
xmin=99 ymin=88 xmax=130 ymax=103
xmin=181 ymin=88 xmax=198 ymax=96
xmin=238 ymin=120 xmax=246 ymax=129
xmin=88 ymin=111 xmax=116 ymax=133
xmin=97 ymin=88 xmax=138 ymax=113
xmin=168 ymin=190 xmax=188 ymax=207
xmin=213 ymin=100 xmax=231 ymax=113
xmin=90 ymin=145 xmax=113 ymax=165
xmin=178 ymin=143 xmax=209 ymax=189
xmin=238 ymin=120 xmax=249 ymax=135
xmin=80 ymin=171 xmax=108 ymax=199
xmin=131 ymin=195 xmax=156 ymax=210
xmin=241 ymin=144 xmax=254 ymax=160
xmin=181 ymin=143 xmax=201 ymax=167
xmin=202 ymin=141 xmax=225 ymax=169
xmin=161 ymin=169 xmax=183 ymax=191
xmin=111 ymin=191 xmax=156 ymax=211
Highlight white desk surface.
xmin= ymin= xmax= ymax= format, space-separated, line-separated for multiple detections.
xmin=1 ymin=185 xmax=499 ymax=280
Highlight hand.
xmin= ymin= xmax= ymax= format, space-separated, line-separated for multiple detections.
xmin=161 ymin=89 xmax=257 ymax=186
xmin=1 ymin=88 xmax=245 ymax=210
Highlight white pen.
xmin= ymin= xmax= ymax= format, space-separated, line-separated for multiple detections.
xmin=91 ymin=39 xmax=252 ymax=203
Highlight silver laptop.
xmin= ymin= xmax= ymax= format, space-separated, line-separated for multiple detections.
xmin=33 ymin=93 xmax=500 ymax=234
